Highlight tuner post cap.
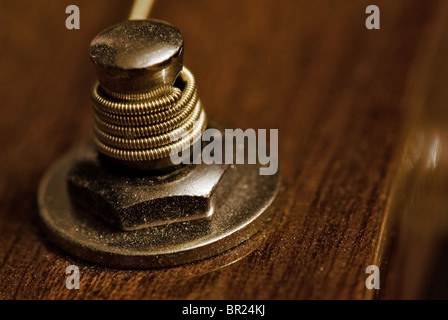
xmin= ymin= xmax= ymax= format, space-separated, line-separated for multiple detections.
xmin=89 ymin=19 xmax=184 ymax=94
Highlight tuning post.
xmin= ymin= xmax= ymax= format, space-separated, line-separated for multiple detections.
xmin=37 ymin=18 xmax=280 ymax=268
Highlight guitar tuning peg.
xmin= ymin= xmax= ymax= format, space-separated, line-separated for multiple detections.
xmin=89 ymin=20 xmax=184 ymax=93
xmin=38 ymin=18 xmax=280 ymax=268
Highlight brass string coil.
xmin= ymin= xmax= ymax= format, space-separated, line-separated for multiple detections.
xmin=91 ymin=67 xmax=207 ymax=161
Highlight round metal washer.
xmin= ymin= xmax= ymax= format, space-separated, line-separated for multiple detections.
xmin=38 ymin=143 xmax=281 ymax=268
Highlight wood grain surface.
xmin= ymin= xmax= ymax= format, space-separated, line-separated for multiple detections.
xmin=0 ymin=0 xmax=447 ymax=299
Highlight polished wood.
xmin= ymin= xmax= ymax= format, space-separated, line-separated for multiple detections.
xmin=0 ymin=0 xmax=446 ymax=299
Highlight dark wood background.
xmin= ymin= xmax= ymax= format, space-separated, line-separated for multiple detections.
xmin=1 ymin=0 xmax=447 ymax=299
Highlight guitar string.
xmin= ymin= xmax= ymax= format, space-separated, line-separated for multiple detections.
xmin=129 ymin=0 xmax=155 ymax=20
xmin=91 ymin=68 xmax=207 ymax=161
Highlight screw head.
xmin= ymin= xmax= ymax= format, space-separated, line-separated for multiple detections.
xmin=89 ymin=19 xmax=184 ymax=93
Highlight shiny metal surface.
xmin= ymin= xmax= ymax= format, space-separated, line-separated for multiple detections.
xmin=89 ymin=19 xmax=184 ymax=93
xmin=67 ymin=143 xmax=228 ymax=231
xmin=91 ymin=67 xmax=206 ymax=165
xmin=37 ymin=17 xmax=281 ymax=268
xmin=38 ymin=143 xmax=281 ymax=268
xmin=89 ymin=21 xmax=206 ymax=169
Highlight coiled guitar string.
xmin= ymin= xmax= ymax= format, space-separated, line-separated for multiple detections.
xmin=91 ymin=67 xmax=207 ymax=161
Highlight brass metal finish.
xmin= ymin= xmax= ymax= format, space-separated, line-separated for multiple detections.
xmin=38 ymin=144 xmax=281 ymax=268
xmin=38 ymin=18 xmax=281 ymax=268
xmin=92 ymin=66 xmax=207 ymax=162
xmin=89 ymin=20 xmax=184 ymax=93
xmin=66 ymin=144 xmax=228 ymax=231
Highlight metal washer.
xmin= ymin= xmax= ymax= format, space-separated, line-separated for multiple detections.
xmin=38 ymin=143 xmax=281 ymax=268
